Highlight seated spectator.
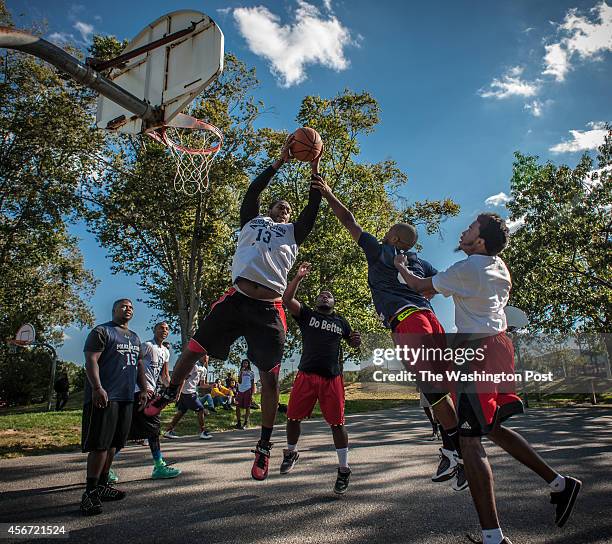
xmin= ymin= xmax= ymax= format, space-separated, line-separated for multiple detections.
xmin=211 ymin=379 xmax=233 ymax=410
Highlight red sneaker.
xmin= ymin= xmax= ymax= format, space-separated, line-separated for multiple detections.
xmin=144 ymin=385 xmax=178 ymax=417
xmin=251 ymin=441 xmax=272 ymax=481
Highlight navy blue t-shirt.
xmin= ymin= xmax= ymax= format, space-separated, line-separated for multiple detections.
xmin=83 ymin=321 xmax=142 ymax=403
xmin=358 ymin=231 xmax=438 ymax=327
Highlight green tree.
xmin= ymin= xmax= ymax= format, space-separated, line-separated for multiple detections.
xmin=504 ymin=129 xmax=612 ymax=371
xmin=0 ymin=3 xmax=100 ymax=352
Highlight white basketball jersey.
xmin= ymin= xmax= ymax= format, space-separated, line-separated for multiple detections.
xmin=232 ymin=216 xmax=298 ymax=295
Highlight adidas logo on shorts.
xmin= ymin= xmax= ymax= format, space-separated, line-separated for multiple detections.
xmin=461 ymin=421 xmax=472 ymax=430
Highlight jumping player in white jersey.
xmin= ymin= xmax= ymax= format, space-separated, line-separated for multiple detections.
xmin=146 ymin=137 xmax=323 ymax=480
xmin=394 ymin=213 xmax=581 ymax=544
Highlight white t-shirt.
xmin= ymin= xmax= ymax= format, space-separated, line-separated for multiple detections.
xmin=135 ymin=340 xmax=170 ymax=393
xmin=238 ymin=370 xmax=255 ymax=393
xmin=231 ymin=216 xmax=298 ymax=295
xmin=182 ymin=364 xmax=207 ymax=395
xmin=431 ymin=254 xmax=511 ymax=335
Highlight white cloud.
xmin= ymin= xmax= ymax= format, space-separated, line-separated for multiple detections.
xmin=549 ymin=122 xmax=608 ymax=153
xmin=507 ymin=216 xmax=526 ymax=234
xmin=542 ymin=43 xmax=570 ymax=81
xmin=543 ymin=1 xmax=612 ymax=81
xmin=485 ymin=192 xmax=512 ymax=206
xmin=48 ymin=32 xmax=73 ymax=44
xmin=74 ymin=21 xmax=94 ymax=43
xmin=524 ymin=100 xmax=543 ymax=117
xmin=232 ymin=1 xmax=353 ymax=87
xmin=216 ymin=7 xmax=232 ymax=16
xmin=323 ymin=0 xmax=333 ymax=12
xmin=478 ymin=66 xmax=540 ymax=99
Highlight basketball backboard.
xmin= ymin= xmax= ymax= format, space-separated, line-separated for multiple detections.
xmin=96 ymin=10 xmax=224 ymax=135
xmin=13 ymin=323 xmax=35 ymax=345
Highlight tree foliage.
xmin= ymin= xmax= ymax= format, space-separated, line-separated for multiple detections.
xmin=0 ymin=3 xmax=100 ymax=350
xmin=504 ymin=129 xmax=611 ymax=363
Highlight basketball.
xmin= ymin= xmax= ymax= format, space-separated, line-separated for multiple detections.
xmin=289 ymin=127 xmax=323 ymax=162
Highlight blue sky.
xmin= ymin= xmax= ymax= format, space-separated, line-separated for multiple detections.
xmin=8 ymin=0 xmax=612 ymax=368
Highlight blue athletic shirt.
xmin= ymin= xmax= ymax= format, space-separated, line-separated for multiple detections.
xmin=83 ymin=321 xmax=142 ymax=403
xmin=358 ymin=231 xmax=438 ymax=327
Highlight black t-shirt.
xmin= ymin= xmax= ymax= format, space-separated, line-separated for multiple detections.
xmin=294 ymin=304 xmax=351 ymax=378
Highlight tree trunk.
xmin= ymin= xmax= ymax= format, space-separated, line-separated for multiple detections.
xmin=602 ymin=333 xmax=612 ymax=379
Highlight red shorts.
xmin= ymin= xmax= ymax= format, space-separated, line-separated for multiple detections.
xmin=287 ymin=371 xmax=345 ymax=426
xmin=235 ymin=389 xmax=253 ymax=409
xmin=391 ymin=309 xmax=449 ymax=404
xmin=455 ymin=332 xmax=524 ymax=436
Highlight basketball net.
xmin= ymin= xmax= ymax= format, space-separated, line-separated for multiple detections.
xmin=148 ymin=114 xmax=223 ymax=196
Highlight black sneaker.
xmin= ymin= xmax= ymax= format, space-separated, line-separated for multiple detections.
xmin=452 ymin=462 xmax=469 ymax=491
xmin=96 ymin=483 xmax=126 ymax=502
xmin=80 ymin=488 xmax=102 ymax=516
xmin=432 ymin=448 xmax=458 ymax=482
xmin=551 ymin=476 xmax=582 ymax=527
xmin=279 ymin=449 xmax=299 ymax=474
xmin=334 ymin=468 xmax=351 ymax=495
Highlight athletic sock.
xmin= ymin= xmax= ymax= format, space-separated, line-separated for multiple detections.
xmin=86 ymin=477 xmax=98 ymax=492
xmin=549 ymin=474 xmax=566 ymax=492
xmin=149 ymin=436 xmax=162 ymax=463
xmin=260 ymin=426 xmax=273 ymax=443
xmin=286 ymin=443 xmax=297 ymax=452
xmin=482 ymin=528 xmax=504 ymax=544
xmin=446 ymin=426 xmax=462 ymax=458
xmin=336 ymin=447 xmax=349 ymax=469
xmin=98 ymin=472 xmax=109 ymax=487
xmin=439 ymin=427 xmax=454 ymax=451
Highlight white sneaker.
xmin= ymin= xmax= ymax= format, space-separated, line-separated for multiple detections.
xmin=200 ymin=431 xmax=213 ymax=440
xmin=432 ymin=448 xmax=458 ymax=482
xmin=164 ymin=430 xmax=179 ymax=439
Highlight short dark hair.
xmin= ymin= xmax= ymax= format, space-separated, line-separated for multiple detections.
xmin=153 ymin=322 xmax=167 ymax=330
xmin=476 ymin=213 xmax=509 ymax=255
xmin=268 ymin=199 xmax=290 ymax=211
xmin=112 ymin=298 xmax=132 ymax=312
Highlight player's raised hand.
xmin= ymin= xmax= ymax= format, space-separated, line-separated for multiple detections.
xmin=310 ymin=143 xmax=324 ymax=175
xmin=394 ymin=253 xmax=408 ymax=269
xmin=280 ymin=134 xmax=295 ymax=163
xmin=137 ymin=389 xmax=148 ymax=411
xmin=297 ymin=262 xmax=312 ymax=278
xmin=310 ymin=175 xmax=332 ymax=199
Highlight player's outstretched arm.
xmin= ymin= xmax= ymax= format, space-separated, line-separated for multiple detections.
xmin=282 ymin=262 xmax=311 ymax=317
xmin=311 ymin=177 xmax=363 ymax=242
xmin=240 ymin=135 xmax=294 ymax=228
xmin=292 ymin=148 xmax=324 ymax=245
xmin=394 ymin=254 xmax=434 ymax=293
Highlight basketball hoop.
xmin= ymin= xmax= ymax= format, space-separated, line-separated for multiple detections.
xmin=148 ymin=113 xmax=223 ymax=195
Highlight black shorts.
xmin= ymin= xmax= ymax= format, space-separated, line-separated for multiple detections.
xmin=128 ymin=394 xmax=160 ymax=440
xmin=82 ymin=401 xmax=133 ymax=452
xmin=176 ymin=393 xmax=204 ymax=414
xmin=192 ymin=287 xmax=287 ymax=372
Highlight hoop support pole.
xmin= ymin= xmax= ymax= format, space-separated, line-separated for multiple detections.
xmin=0 ymin=27 xmax=163 ymax=129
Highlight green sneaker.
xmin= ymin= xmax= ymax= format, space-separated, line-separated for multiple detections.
xmin=108 ymin=468 xmax=119 ymax=484
xmin=152 ymin=462 xmax=181 ymax=480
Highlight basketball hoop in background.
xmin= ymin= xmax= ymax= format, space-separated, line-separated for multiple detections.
xmin=148 ymin=113 xmax=223 ymax=195
xmin=8 ymin=323 xmax=35 ymax=353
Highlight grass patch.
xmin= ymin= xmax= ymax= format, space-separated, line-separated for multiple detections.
xmin=0 ymin=390 xmax=414 ymax=458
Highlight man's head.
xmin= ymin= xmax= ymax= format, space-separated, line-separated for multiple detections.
xmin=315 ymin=290 xmax=335 ymax=313
xmin=458 ymin=213 xmax=509 ymax=256
xmin=153 ymin=322 xmax=170 ymax=343
xmin=268 ymin=200 xmax=292 ymax=223
xmin=383 ymin=223 xmax=418 ymax=251
xmin=112 ymin=299 xmax=133 ymax=325
xmin=215 ymin=378 xmax=221 ymax=385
